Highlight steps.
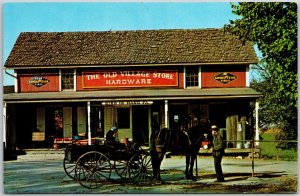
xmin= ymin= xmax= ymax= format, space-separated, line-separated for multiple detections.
xmin=17 ymin=148 xmax=65 ymax=161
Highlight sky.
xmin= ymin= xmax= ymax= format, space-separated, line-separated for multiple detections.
xmin=2 ymin=1 xmax=259 ymax=86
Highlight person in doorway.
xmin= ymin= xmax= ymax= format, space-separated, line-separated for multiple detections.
xmin=211 ymin=125 xmax=225 ymax=182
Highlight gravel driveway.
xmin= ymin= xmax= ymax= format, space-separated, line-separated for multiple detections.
xmin=3 ymin=154 xmax=298 ymax=193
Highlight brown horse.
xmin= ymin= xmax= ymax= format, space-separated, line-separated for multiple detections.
xmin=150 ymin=121 xmax=211 ymax=181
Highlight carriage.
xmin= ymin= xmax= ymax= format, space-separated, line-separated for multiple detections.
xmin=63 ymin=141 xmax=154 ymax=189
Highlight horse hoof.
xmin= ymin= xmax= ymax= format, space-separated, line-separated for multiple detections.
xmin=186 ymin=175 xmax=197 ymax=181
xmin=152 ymin=178 xmax=164 ymax=184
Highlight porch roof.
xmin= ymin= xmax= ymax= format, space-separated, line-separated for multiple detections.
xmin=3 ymin=88 xmax=261 ymax=103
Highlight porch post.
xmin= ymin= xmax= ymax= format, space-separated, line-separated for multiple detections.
xmin=148 ymin=106 xmax=152 ymax=142
xmin=87 ymin=101 xmax=91 ymax=145
xmin=164 ymin=100 xmax=169 ymax=128
xmin=255 ymin=101 xmax=260 ymax=146
xmin=3 ymin=102 xmax=7 ymax=148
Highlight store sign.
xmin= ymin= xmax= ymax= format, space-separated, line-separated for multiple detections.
xmin=82 ymin=70 xmax=178 ymax=88
xmin=28 ymin=76 xmax=50 ymax=87
xmin=214 ymin=72 xmax=237 ymax=84
xmin=101 ymin=101 xmax=153 ymax=106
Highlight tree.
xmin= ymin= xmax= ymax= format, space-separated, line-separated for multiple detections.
xmin=224 ymin=2 xmax=297 ymax=141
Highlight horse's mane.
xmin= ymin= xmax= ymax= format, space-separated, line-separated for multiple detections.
xmin=186 ymin=122 xmax=211 ymax=145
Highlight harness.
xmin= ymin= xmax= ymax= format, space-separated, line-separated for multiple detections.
xmin=154 ymin=129 xmax=165 ymax=148
xmin=155 ymin=129 xmax=173 ymax=150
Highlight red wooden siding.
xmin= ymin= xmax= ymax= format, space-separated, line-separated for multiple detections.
xmin=18 ymin=69 xmax=59 ymax=92
xmin=201 ymin=65 xmax=246 ymax=88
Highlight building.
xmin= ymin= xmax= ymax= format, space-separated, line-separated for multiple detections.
xmin=3 ymin=28 xmax=260 ymax=151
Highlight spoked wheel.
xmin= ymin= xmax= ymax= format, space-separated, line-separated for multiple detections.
xmin=63 ymin=158 xmax=76 ymax=179
xmin=74 ymin=151 xmax=112 ymax=189
xmin=128 ymin=151 xmax=154 ymax=185
xmin=114 ymin=160 xmax=130 ymax=179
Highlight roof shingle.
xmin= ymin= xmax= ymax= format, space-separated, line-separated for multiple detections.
xmin=4 ymin=28 xmax=258 ymax=68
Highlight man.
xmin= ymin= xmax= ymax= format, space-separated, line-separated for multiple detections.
xmin=105 ymin=127 xmax=120 ymax=147
xmin=211 ymin=125 xmax=225 ymax=182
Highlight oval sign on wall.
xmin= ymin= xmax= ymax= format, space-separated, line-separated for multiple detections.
xmin=28 ymin=76 xmax=50 ymax=87
xmin=214 ymin=72 xmax=237 ymax=84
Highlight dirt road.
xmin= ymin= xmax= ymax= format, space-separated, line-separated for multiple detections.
xmin=3 ymin=154 xmax=298 ymax=193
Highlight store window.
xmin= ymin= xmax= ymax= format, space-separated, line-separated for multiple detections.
xmin=61 ymin=69 xmax=75 ymax=90
xmin=117 ymin=108 xmax=130 ymax=129
xmin=186 ymin=66 xmax=199 ymax=87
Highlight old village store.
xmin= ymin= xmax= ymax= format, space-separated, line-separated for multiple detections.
xmin=3 ymin=29 xmax=260 ymax=151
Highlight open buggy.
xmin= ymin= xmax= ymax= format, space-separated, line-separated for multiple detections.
xmin=63 ymin=141 xmax=154 ymax=189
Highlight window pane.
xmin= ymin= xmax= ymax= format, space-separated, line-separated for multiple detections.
xmin=186 ymin=67 xmax=199 ymax=87
xmin=61 ymin=69 xmax=74 ymax=90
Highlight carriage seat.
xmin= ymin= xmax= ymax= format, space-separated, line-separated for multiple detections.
xmin=104 ymin=140 xmax=127 ymax=150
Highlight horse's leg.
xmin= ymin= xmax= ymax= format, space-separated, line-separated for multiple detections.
xmin=151 ymin=148 xmax=165 ymax=181
xmin=189 ymin=153 xmax=195 ymax=175
xmin=185 ymin=150 xmax=191 ymax=177
xmin=187 ymin=146 xmax=198 ymax=181
xmin=155 ymin=151 xmax=165 ymax=181
xmin=150 ymin=150 xmax=159 ymax=178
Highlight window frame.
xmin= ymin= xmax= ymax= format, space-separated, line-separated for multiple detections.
xmin=185 ymin=66 xmax=200 ymax=88
xmin=60 ymin=69 xmax=76 ymax=91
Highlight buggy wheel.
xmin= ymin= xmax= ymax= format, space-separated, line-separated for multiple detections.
xmin=63 ymin=158 xmax=76 ymax=179
xmin=74 ymin=151 xmax=111 ymax=189
xmin=128 ymin=151 xmax=154 ymax=185
xmin=114 ymin=160 xmax=129 ymax=179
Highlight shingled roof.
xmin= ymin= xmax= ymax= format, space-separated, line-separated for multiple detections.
xmin=5 ymin=28 xmax=258 ymax=68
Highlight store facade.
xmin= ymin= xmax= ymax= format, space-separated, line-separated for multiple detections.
xmin=3 ymin=29 xmax=260 ymax=150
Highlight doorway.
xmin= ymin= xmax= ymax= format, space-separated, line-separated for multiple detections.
xmin=132 ymin=106 xmax=149 ymax=145
xmin=45 ymin=107 xmax=63 ymax=142
xmin=209 ymin=103 xmax=227 ymax=128
xmin=91 ymin=106 xmax=104 ymax=137
xmin=169 ymin=104 xmax=188 ymax=131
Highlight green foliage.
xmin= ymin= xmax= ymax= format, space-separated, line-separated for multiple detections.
xmin=224 ymin=2 xmax=297 ymax=140
xmin=260 ymin=132 xmax=297 ymax=161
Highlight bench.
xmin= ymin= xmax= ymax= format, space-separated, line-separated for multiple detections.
xmin=53 ymin=138 xmax=73 ymax=149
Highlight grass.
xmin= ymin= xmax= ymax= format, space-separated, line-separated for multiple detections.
xmin=260 ymin=132 xmax=298 ymax=161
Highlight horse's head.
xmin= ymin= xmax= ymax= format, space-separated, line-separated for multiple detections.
xmin=187 ymin=122 xmax=212 ymax=147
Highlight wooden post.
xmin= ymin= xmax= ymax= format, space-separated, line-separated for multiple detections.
xmin=164 ymin=100 xmax=169 ymax=129
xmin=251 ymin=134 xmax=255 ymax=177
xmin=255 ymin=101 xmax=260 ymax=146
xmin=87 ymin=101 xmax=91 ymax=145
xmin=3 ymin=102 xmax=7 ymax=148
xmin=195 ymin=155 xmax=198 ymax=178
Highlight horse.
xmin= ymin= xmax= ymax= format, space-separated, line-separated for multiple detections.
xmin=150 ymin=121 xmax=211 ymax=182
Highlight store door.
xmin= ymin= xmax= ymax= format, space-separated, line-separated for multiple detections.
xmin=45 ymin=107 xmax=63 ymax=143
xmin=169 ymin=104 xmax=188 ymax=131
xmin=132 ymin=106 xmax=149 ymax=145
xmin=209 ymin=103 xmax=227 ymax=128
